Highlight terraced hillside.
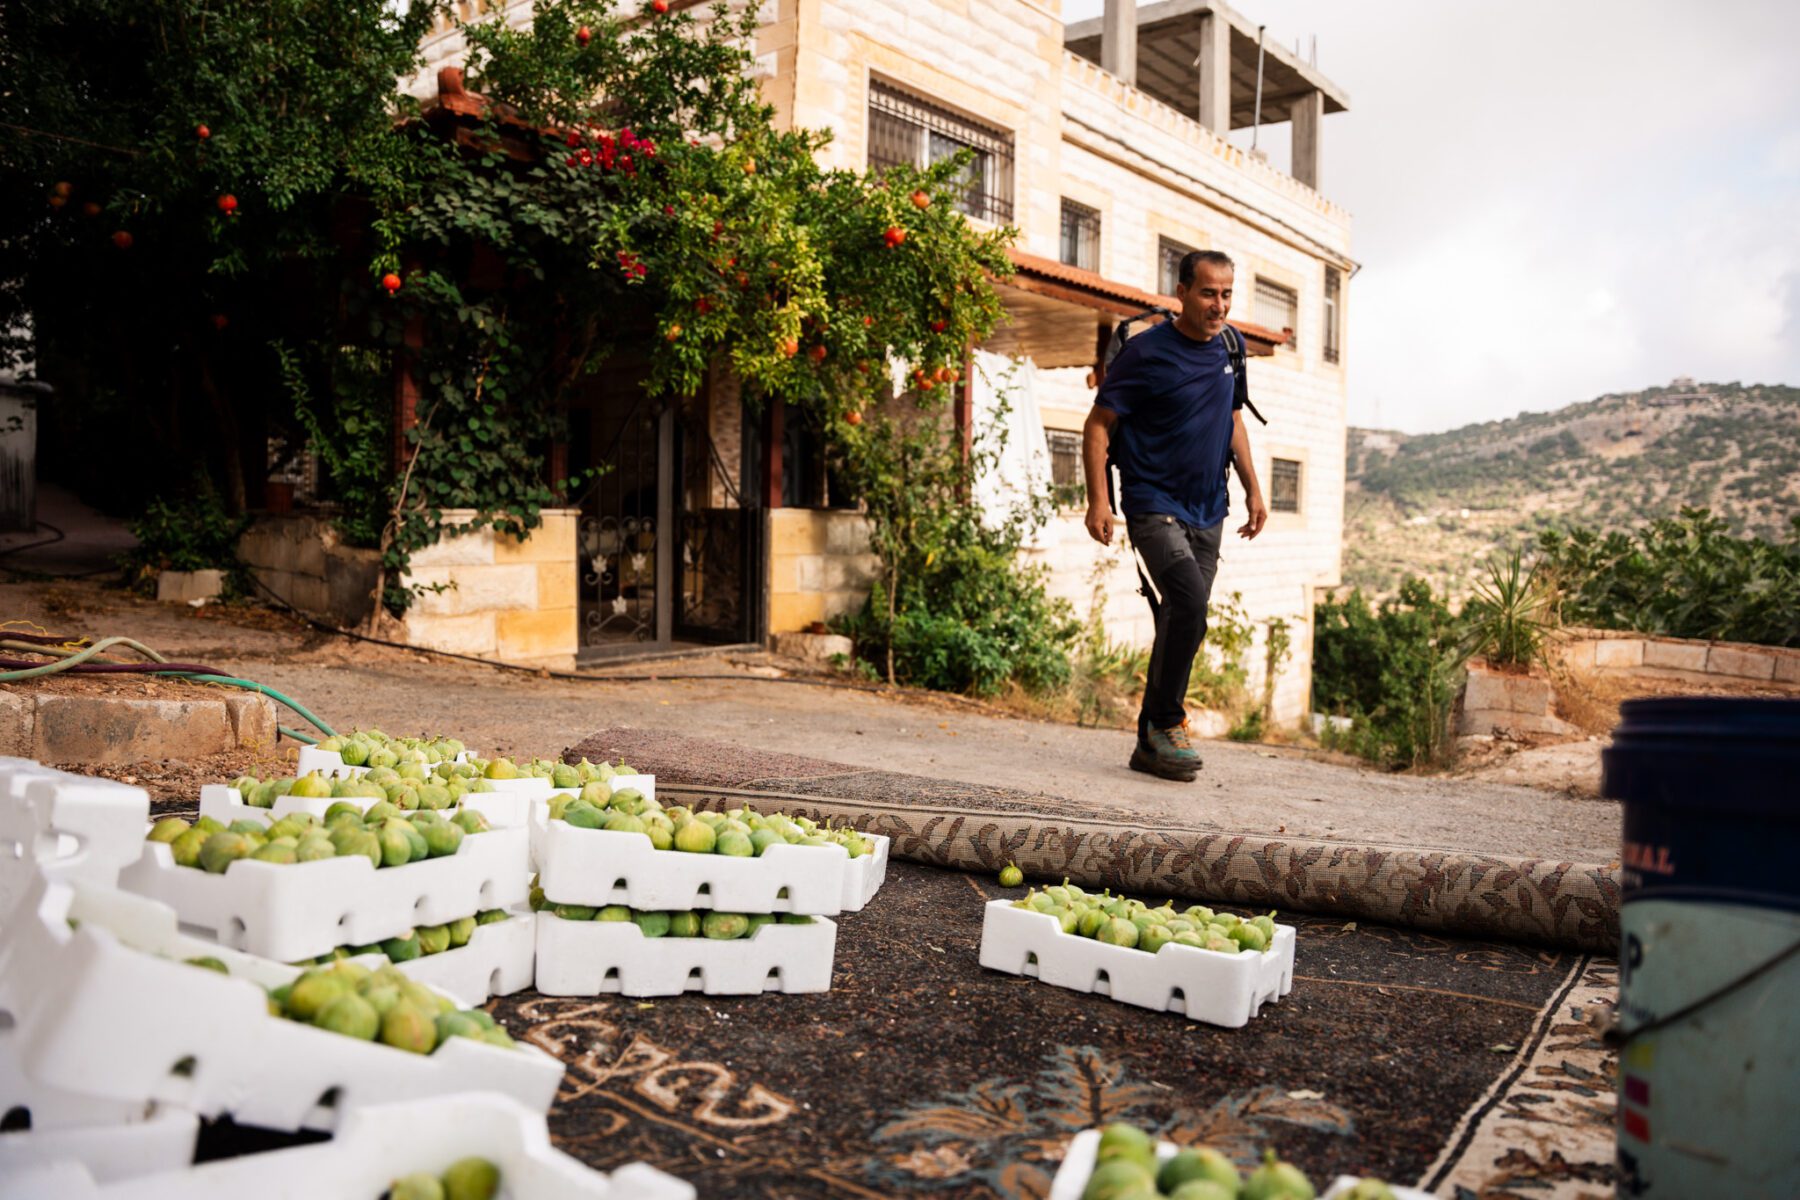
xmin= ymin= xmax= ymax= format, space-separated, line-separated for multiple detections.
xmin=1345 ymin=380 xmax=1800 ymax=599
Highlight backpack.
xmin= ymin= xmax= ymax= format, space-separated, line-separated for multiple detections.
xmin=1101 ymin=309 xmax=1267 ymax=425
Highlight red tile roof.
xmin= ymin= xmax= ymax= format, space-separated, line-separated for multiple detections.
xmin=1002 ymin=248 xmax=1289 ymax=353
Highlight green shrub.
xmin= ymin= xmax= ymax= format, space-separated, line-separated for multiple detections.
xmin=1313 ymin=577 xmax=1463 ymax=768
xmin=1461 ymin=549 xmax=1551 ymax=667
xmin=1536 ymin=508 xmax=1800 ymax=647
xmin=122 ymin=481 xmax=248 ymax=586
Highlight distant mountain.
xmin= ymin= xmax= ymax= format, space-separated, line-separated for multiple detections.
xmin=1343 ymin=379 xmax=1800 ymax=598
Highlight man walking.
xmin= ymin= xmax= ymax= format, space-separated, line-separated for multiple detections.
xmin=1081 ymin=250 xmax=1267 ymax=781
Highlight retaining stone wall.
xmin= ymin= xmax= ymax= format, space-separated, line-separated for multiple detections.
xmin=1555 ymin=628 xmax=1800 ymax=689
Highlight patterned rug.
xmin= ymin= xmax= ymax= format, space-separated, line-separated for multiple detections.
xmin=486 ymin=860 xmax=1619 ymax=1199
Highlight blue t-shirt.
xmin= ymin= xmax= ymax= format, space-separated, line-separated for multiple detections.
xmin=1095 ymin=320 xmax=1247 ymax=529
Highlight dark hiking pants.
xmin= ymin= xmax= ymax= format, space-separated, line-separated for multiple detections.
xmin=1127 ymin=513 xmax=1223 ymax=743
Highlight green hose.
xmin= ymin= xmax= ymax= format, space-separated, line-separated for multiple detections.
xmin=0 ymin=635 xmax=337 ymax=740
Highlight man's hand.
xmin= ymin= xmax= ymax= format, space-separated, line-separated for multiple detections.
xmin=1237 ymin=491 xmax=1267 ymax=540
xmin=1085 ymin=503 xmax=1115 ymax=546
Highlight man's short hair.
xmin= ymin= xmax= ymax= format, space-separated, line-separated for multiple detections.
xmin=1178 ymin=249 xmax=1235 ymax=288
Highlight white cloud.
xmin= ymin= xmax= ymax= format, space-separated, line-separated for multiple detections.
xmin=1060 ymin=0 xmax=1800 ymax=430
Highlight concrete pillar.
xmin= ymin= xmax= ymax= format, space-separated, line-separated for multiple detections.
xmin=1196 ymin=12 xmax=1231 ymax=134
xmin=1101 ymin=0 xmax=1137 ymax=86
xmin=1289 ymin=89 xmax=1323 ymax=189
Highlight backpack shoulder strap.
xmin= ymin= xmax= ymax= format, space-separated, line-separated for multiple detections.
xmin=1223 ymin=325 xmax=1268 ymax=425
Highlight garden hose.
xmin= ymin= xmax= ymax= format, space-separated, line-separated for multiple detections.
xmin=0 ymin=632 xmax=337 ymax=741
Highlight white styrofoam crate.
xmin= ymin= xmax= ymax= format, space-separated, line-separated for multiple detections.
xmin=1047 ymin=1129 xmax=1429 ymax=1200
xmin=0 ymin=759 xmax=149 ymax=912
xmin=0 ymin=1092 xmax=694 ymax=1200
xmin=115 ymin=824 xmax=530 ymax=963
xmin=0 ymin=877 xmax=562 ymax=1133
xmin=0 ymin=1106 xmax=199 ymax=1191
xmin=354 ymin=910 xmax=536 ymax=1006
xmin=530 ymin=809 xmax=855 ymax=915
xmin=533 ymin=912 xmax=836 ymax=997
xmin=977 ymin=900 xmax=1296 ymax=1028
xmin=0 ymin=1029 xmax=199 ymax=1185
xmin=838 ymin=833 xmax=888 ymax=912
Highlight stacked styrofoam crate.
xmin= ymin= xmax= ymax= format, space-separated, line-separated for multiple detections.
xmin=0 ymin=1093 xmax=694 ymax=1200
xmin=1048 ymin=1129 xmax=1430 ymax=1200
xmin=529 ymin=801 xmax=889 ymax=997
xmin=977 ymin=900 xmax=1297 ymax=1028
xmin=0 ymin=758 xmax=693 ymax=1195
xmin=0 ymin=759 xmax=150 ymax=914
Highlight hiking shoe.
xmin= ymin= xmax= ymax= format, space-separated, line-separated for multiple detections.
xmin=1129 ymin=721 xmax=1200 ymax=781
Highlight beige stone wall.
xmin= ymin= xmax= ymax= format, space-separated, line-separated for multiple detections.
xmin=238 ymin=515 xmax=383 ymax=628
xmin=767 ymin=508 xmax=881 ymax=633
xmin=400 ymin=508 xmax=580 ymax=667
xmin=1555 ymin=629 xmax=1800 ymax=689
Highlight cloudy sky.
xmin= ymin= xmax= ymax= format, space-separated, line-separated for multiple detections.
xmin=1063 ymin=0 xmax=1800 ymax=432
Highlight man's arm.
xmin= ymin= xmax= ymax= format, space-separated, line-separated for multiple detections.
xmin=1230 ymin=410 xmax=1267 ymax=540
xmin=1082 ymin=405 xmax=1119 ymax=545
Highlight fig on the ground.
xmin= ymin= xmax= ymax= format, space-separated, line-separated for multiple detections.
xmin=998 ymin=862 xmax=1024 ymax=887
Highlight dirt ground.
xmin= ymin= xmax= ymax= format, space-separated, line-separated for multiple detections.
xmin=1 ymin=579 xmax=1624 ymax=862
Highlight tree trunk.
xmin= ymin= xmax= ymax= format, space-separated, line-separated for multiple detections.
xmin=196 ymin=354 xmax=247 ymax=514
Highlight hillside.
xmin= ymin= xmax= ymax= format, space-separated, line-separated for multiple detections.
xmin=1344 ymin=379 xmax=1800 ymax=598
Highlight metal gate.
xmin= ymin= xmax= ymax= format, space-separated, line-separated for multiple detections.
xmin=572 ymin=374 xmax=759 ymax=660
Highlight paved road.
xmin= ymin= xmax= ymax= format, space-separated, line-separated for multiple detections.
xmin=4 ymin=580 xmax=1620 ymax=862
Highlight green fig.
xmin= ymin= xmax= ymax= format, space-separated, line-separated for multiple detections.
xmin=482 ymin=757 xmax=520 ymax=780
xmin=316 ymin=991 xmax=380 ymax=1040
xmin=1095 ymin=1123 xmax=1157 ymax=1172
xmin=1341 ymin=1182 xmax=1397 ymax=1200
xmin=193 ymin=816 xmax=226 ymax=834
xmin=147 ymin=816 xmax=190 ymax=843
xmin=441 ymin=1156 xmax=501 ymax=1200
xmin=377 ymin=820 xmax=414 ymax=868
xmin=634 ymin=911 xmax=672 ymax=938
xmin=390 ymin=1175 xmax=445 ymax=1200
xmin=288 ymin=770 xmax=335 ymax=800
xmin=297 ymin=834 xmax=336 ymax=862
xmin=716 ymin=829 xmax=754 ymax=857
xmin=668 ymin=910 xmax=701 ymax=937
xmin=596 ymin=905 xmax=632 ymax=922
xmin=1097 ymin=917 xmax=1140 ymax=949
xmin=1139 ymin=924 xmax=1176 ymax=954
xmin=379 ymin=1001 xmax=438 ymax=1055
xmin=416 ymin=924 xmax=452 ymax=955
xmin=553 ymin=903 xmax=598 ymax=921
xmin=199 ymin=831 xmax=254 ymax=874
xmin=435 ymin=1010 xmax=485 ymax=1044
xmin=998 ymin=862 xmax=1024 ymax=887
xmin=284 ymin=970 xmax=353 ymax=1021
xmin=673 ymin=820 xmax=716 ymax=854
xmin=702 ymin=911 xmax=750 ymax=940
xmin=1158 ymin=1147 xmax=1240 ymax=1195
xmin=451 ymin=809 xmax=489 ymax=835
xmin=184 ymin=955 xmax=229 ymax=974
xmin=1082 ymin=1158 xmax=1156 ymax=1200
xmin=251 ymin=840 xmax=298 ymax=865
xmin=169 ymin=827 xmax=209 ymax=868
xmin=1243 ymin=1149 xmax=1314 ymax=1200
xmin=447 ymin=916 xmax=477 ymax=948
xmin=475 ymin=908 xmax=508 ymax=926
xmin=382 ymin=931 xmax=423 ymax=962
xmin=551 ymin=762 xmax=580 ymax=789
xmin=1230 ymin=922 xmax=1270 ymax=953
xmin=1168 ymin=1183 xmax=1237 ymax=1200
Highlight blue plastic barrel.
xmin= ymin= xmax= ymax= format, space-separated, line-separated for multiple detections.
xmin=1603 ymin=696 xmax=1800 ymax=1198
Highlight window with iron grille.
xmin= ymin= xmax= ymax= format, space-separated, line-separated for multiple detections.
xmin=1158 ymin=237 xmax=1197 ymax=296
xmin=1059 ymin=200 xmax=1100 ymax=273
xmin=1323 ymin=267 xmax=1341 ymax=364
xmin=1270 ymin=458 xmax=1302 ymax=513
xmin=1045 ymin=429 xmax=1085 ymax=505
xmin=867 ymin=80 xmax=1014 ymax=223
xmin=1255 ymin=277 xmax=1299 ymax=352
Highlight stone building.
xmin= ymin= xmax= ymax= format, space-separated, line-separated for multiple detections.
xmin=401 ymin=0 xmax=1353 ymax=722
